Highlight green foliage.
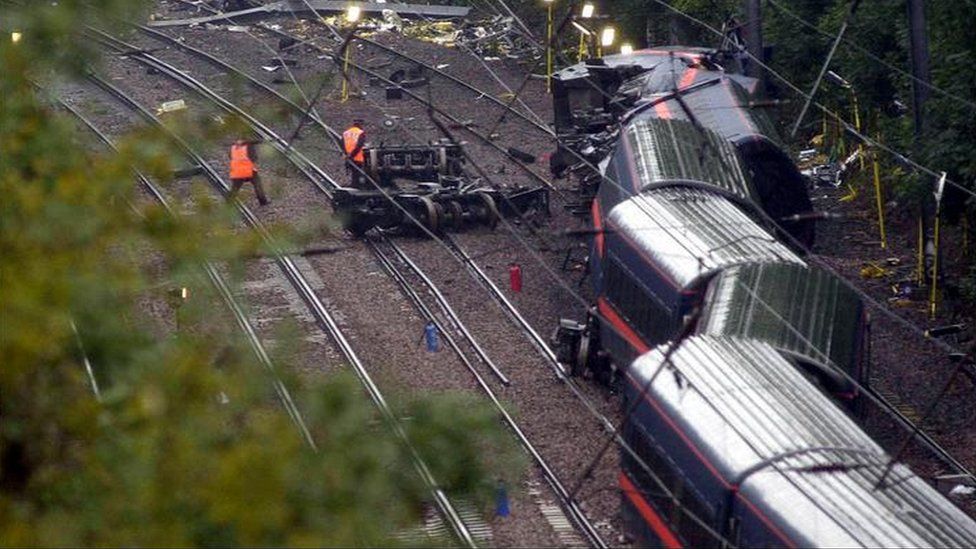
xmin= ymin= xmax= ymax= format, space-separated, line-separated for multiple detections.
xmin=1 ymin=1 xmax=521 ymax=545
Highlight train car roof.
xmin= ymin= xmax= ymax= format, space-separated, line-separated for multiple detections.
xmin=698 ymin=263 xmax=864 ymax=387
xmin=603 ymin=51 xmax=777 ymax=146
xmin=621 ymin=117 xmax=755 ymax=202
xmin=629 ymin=336 xmax=976 ymax=547
xmin=605 ymin=186 xmax=803 ymax=288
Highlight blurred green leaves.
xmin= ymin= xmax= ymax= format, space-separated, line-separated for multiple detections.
xmin=1 ymin=1 xmax=521 ymax=545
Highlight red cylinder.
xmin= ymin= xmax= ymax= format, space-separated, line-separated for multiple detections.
xmin=509 ymin=263 xmax=522 ymax=293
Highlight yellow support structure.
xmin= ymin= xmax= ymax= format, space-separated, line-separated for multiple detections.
xmin=917 ymin=216 xmax=924 ymax=286
xmin=872 ymin=149 xmax=887 ymax=249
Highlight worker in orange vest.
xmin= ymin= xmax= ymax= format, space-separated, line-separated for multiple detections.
xmin=228 ymin=138 xmax=269 ymax=206
xmin=343 ymin=119 xmax=367 ymax=188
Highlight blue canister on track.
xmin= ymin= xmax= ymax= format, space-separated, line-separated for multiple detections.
xmin=424 ymin=322 xmax=439 ymax=352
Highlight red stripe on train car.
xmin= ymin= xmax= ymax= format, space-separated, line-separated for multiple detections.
xmin=592 ymin=199 xmax=605 ymax=257
xmin=598 ymin=297 xmax=650 ymax=353
xmin=623 ymin=369 xmax=796 ymax=546
xmin=620 ymin=471 xmax=683 ymax=548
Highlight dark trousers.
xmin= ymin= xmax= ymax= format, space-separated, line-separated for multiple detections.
xmin=229 ymin=173 xmax=269 ymax=205
xmin=349 ymin=161 xmax=366 ymax=189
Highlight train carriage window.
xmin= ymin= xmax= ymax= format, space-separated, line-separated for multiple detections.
xmin=604 ymin=256 xmax=672 ymax=344
xmin=677 ymin=483 xmax=720 ymax=546
xmin=622 ymin=420 xmax=676 ymax=515
xmin=623 ymin=419 xmax=720 ymax=547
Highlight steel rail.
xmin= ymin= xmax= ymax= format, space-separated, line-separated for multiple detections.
xmin=125 ymin=15 xmax=762 ymax=545
xmin=369 ymin=238 xmax=606 ymax=548
xmin=52 ymin=88 xmax=316 ymax=449
xmin=156 ymin=17 xmax=556 ymax=191
xmin=80 ymin=62 xmax=478 ymax=547
xmin=140 ymin=1 xmax=635 ymax=506
xmin=92 ymin=24 xmax=612 ymax=545
xmin=383 ymin=239 xmax=510 ymax=386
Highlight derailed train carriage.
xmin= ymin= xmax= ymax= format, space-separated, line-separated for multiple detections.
xmin=548 ymin=48 xmax=976 ymax=546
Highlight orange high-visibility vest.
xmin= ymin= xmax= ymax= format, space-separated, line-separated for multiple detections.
xmin=343 ymin=127 xmax=365 ymax=163
xmin=229 ymin=143 xmax=255 ymax=179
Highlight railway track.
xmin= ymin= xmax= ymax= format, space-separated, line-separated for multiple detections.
xmin=50 ymin=88 xmax=317 ymax=450
xmin=72 ymin=66 xmax=483 ymax=547
xmin=89 ymin=24 xmax=610 ymax=545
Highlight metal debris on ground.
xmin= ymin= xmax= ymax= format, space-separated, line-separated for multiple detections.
xmin=156 ymin=99 xmax=187 ymax=114
xmin=454 ymin=16 xmax=536 ymax=59
xmin=859 ymin=262 xmax=889 ymax=279
xmin=799 ymin=147 xmax=863 ymax=188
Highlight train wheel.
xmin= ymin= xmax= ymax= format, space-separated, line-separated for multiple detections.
xmin=416 ymin=196 xmax=440 ymax=235
xmin=574 ymin=332 xmax=590 ymax=378
xmin=476 ymin=192 xmax=500 ymax=230
xmin=445 ymin=200 xmax=464 ymax=231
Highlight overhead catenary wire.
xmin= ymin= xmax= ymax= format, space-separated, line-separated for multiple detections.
xmin=462 ymin=0 xmax=976 ymax=370
xmin=639 ymin=0 xmax=976 ymax=204
xmin=93 ymin=10 xmax=968 ymax=544
xmin=636 ymin=0 xmax=976 ymax=475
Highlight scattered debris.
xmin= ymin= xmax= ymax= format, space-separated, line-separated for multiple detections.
xmin=859 ymin=262 xmax=889 ymax=279
xmin=798 ymin=148 xmax=862 ymax=188
xmin=950 ymin=485 xmax=976 ymax=498
xmin=380 ymin=9 xmax=404 ymax=33
xmin=156 ymin=99 xmax=187 ymax=114
xmin=261 ymin=65 xmax=281 ymax=72
xmin=226 ymin=25 xmax=248 ymax=33
xmin=453 ymin=15 xmax=535 ymax=59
